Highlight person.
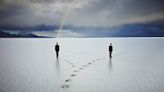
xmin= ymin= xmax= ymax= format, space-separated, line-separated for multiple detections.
xmin=109 ymin=43 xmax=113 ymax=58
xmin=55 ymin=42 xmax=60 ymax=58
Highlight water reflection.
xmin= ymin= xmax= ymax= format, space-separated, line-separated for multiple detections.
xmin=109 ymin=57 xmax=113 ymax=71
xmin=55 ymin=58 xmax=60 ymax=76
xmin=56 ymin=58 xmax=59 ymax=62
xmin=55 ymin=58 xmax=60 ymax=69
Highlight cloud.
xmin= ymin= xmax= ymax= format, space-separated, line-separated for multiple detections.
xmin=67 ymin=0 xmax=164 ymax=27
xmin=0 ymin=0 xmax=35 ymax=26
xmin=0 ymin=0 xmax=164 ymax=27
xmin=0 ymin=0 xmax=90 ymax=26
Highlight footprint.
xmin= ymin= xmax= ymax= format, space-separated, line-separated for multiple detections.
xmin=61 ymin=85 xmax=69 ymax=88
xmin=82 ymin=65 xmax=88 ymax=67
xmin=65 ymin=79 xmax=72 ymax=82
xmin=72 ymin=65 xmax=76 ymax=67
xmin=70 ymin=74 xmax=76 ymax=77
xmin=79 ymin=68 xmax=83 ymax=70
xmin=88 ymin=63 xmax=92 ymax=65
xmin=73 ymin=70 xmax=79 ymax=72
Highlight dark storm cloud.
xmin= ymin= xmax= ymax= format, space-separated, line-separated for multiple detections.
xmin=29 ymin=0 xmax=56 ymax=3
xmin=0 ymin=3 xmax=27 ymax=17
xmin=118 ymin=0 xmax=164 ymax=17
xmin=0 ymin=0 xmax=45 ymax=26
xmin=70 ymin=0 xmax=164 ymax=27
xmin=0 ymin=0 xmax=32 ymax=17
xmin=27 ymin=0 xmax=74 ymax=3
xmin=0 ymin=0 xmax=57 ymax=18
xmin=0 ymin=0 xmax=164 ymax=27
xmin=11 ymin=0 xmax=75 ymax=3
xmin=77 ymin=0 xmax=164 ymax=17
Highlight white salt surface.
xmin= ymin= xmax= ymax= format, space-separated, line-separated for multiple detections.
xmin=0 ymin=38 xmax=164 ymax=92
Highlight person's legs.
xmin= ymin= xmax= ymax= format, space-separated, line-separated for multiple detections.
xmin=109 ymin=52 xmax=111 ymax=58
xmin=109 ymin=51 xmax=112 ymax=58
xmin=56 ymin=52 xmax=59 ymax=58
xmin=57 ymin=52 xmax=59 ymax=58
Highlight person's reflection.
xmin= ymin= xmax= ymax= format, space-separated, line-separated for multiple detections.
xmin=109 ymin=57 xmax=113 ymax=71
xmin=56 ymin=58 xmax=59 ymax=62
xmin=55 ymin=58 xmax=60 ymax=78
xmin=55 ymin=58 xmax=60 ymax=69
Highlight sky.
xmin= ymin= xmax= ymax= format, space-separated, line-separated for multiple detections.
xmin=0 ymin=0 xmax=164 ymax=28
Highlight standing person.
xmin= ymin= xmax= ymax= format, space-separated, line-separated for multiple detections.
xmin=55 ymin=42 xmax=60 ymax=58
xmin=109 ymin=43 xmax=113 ymax=58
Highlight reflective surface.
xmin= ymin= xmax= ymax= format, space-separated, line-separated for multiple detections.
xmin=0 ymin=38 xmax=164 ymax=92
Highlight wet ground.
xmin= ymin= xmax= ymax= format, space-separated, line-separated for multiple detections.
xmin=0 ymin=38 xmax=164 ymax=92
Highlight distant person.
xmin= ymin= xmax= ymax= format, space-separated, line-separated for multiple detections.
xmin=55 ymin=42 xmax=60 ymax=58
xmin=109 ymin=43 xmax=113 ymax=58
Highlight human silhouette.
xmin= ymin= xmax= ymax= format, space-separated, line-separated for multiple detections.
xmin=55 ymin=42 xmax=60 ymax=58
xmin=109 ymin=43 xmax=113 ymax=58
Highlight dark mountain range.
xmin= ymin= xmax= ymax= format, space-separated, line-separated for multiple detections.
xmin=0 ymin=31 xmax=46 ymax=38
xmin=68 ymin=21 xmax=164 ymax=37
xmin=0 ymin=20 xmax=164 ymax=37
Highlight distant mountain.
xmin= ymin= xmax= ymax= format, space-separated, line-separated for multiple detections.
xmin=0 ymin=31 xmax=47 ymax=38
xmin=0 ymin=20 xmax=164 ymax=37
xmin=110 ymin=23 xmax=164 ymax=37
xmin=66 ymin=22 xmax=164 ymax=37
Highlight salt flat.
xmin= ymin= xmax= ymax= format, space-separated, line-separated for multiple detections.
xmin=0 ymin=38 xmax=164 ymax=92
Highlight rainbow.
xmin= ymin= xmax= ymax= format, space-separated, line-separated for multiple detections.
xmin=55 ymin=1 xmax=72 ymax=38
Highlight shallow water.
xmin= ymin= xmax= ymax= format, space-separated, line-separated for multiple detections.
xmin=0 ymin=38 xmax=164 ymax=92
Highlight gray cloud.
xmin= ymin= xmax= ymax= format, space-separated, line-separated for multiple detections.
xmin=0 ymin=0 xmax=34 ymax=26
xmin=0 ymin=0 xmax=164 ymax=27
xmin=68 ymin=0 xmax=164 ymax=27
xmin=0 ymin=3 xmax=28 ymax=17
xmin=117 ymin=0 xmax=164 ymax=17
xmin=83 ymin=0 xmax=164 ymax=17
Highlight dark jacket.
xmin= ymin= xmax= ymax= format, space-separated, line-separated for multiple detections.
xmin=109 ymin=46 xmax=113 ymax=52
xmin=55 ymin=45 xmax=60 ymax=52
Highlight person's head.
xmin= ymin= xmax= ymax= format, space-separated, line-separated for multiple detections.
xmin=110 ymin=43 xmax=112 ymax=46
xmin=56 ymin=42 xmax=58 ymax=45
